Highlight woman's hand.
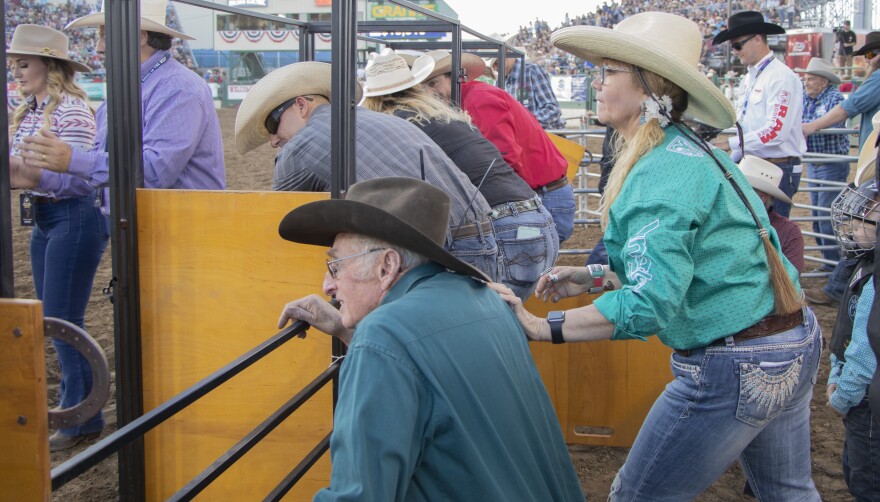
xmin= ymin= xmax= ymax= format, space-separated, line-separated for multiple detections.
xmin=487 ymin=282 xmax=550 ymax=342
xmin=535 ymin=266 xmax=593 ymax=302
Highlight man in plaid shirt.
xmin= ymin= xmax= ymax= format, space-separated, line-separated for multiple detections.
xmin=497 ymin=56 xmax=565 ymax=130
xmin=800 ymin=58 xmax=850 ymax=300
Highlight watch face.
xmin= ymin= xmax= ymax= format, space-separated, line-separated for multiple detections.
xmin=548 ymin=311 xmax=565 ymax=322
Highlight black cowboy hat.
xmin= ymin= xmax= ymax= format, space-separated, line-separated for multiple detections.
xmin=713 ymin=11 xmax=785 ymax=45
xmin=278 ymin=177 xmax=490 ymax=282
xmin=853 ymin=31 xmax=880 ymax=57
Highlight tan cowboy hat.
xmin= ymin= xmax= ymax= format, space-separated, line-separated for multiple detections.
xmin=551 ymin=12 xmax=736 ymax=129
xmin=854 ymin=110 xmax=880 ymax=186
xmin=362 ymin=48 xmax=435 ymax=97
xmin=279 ymin=177 xmax=489 ymax=282
xmin=66 ymin=0 xmax=194 ymax=40
xmin=795 ymin=57 xmax=840 ymax=85
xmin=395 ymin=49 xmax=424 ymax=68
xmin=739 ymin=155 xmax=793 ymax=204
xmin=423 ymin=50 xmax=489 ymax=82
xmin=7 ymin=24 xmax=91 ymax=73
xmin=235 ymin=61 xmax=363 ymax=154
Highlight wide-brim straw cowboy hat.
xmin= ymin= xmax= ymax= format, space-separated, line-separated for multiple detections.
xmin=235 ymin=61 xmax=363 ymax=154
xmin=739 ymin=155 xmax=793 ymax=204
xmin=550 ymin=12 xmax=736 ymax=129
xmin=423 ymin=50 xmax=489 ymax=82
xmin=7 ymin=24 xmax=91 ymax=73
xmin=66 ymin=0 xmax=194 ymax=40
xmin=362 ymin=48 xmax=435 ymax=97
xmin=855 ymin=110 xmax=880 ymax=186
xmin=795 ymin=57 xmax=840 ymax=84
xmin=712 ymin=10 xmax=785 ymax=45
xmin=853 ymin=31 xmax=880 ymax=57
xmin=279 ymin=177 xmax=490 ymax=282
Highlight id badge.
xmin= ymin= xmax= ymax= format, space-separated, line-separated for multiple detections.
xmin=20 ymin=193 xmax=35 ymax=226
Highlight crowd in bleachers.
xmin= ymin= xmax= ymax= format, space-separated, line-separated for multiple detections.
xmin=5 ymin=0 xmax=196 ymax=79
xmin=509 ymin=0 xmax=800 ymax=74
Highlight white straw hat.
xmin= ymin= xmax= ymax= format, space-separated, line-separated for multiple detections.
xmin=362 ymin=48 xmax=435 ymax=97
xmin=550 ymin=12 xmax=735 ymax=129
xmin=739 ymin=155 xmax=793 ymax=204
xmin=795 ymin=57 xmax=840 ymax=85
xmin=66 ymin=0 xmax=194 ymax=40
xmin=7 ymin=24 xmax=91 ymax=73
xmin=234 ymin=61 xmax=363 ymax=154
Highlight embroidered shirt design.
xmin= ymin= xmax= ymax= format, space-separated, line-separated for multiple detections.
xmin=666 ymin=136 xmax=704 ymax=157
xmin=626 ymin=219 xmax=660 ymax=293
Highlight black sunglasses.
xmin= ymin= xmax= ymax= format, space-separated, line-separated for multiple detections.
xmin=265 ymin=96 xmax=315 ymax=134
xmin=731 ymin=34 xmax=757 ymax=51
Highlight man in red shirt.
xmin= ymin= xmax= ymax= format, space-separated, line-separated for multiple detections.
xmin=421 ymin=50 xmax=575 ymax=244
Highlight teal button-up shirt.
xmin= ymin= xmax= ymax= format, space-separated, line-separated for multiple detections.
xmin=315 ymin=262 xmax=584 ymax=501
xmin=593 ymin=127 xmax=801 ymax=350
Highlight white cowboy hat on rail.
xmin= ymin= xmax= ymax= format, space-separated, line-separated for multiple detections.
xmin=739 ymin=155 xmax=794 ymax=205
xmin=550 ymin=11 xmax=736 ymax=129
xmin=66 ymin=0 xmax=194 ymax=40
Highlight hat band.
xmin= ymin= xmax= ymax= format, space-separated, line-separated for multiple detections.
xmin=9 ymin=44 xmax=64 ymax=57
xmin=367 ymin=74 xmax=415 ymax=92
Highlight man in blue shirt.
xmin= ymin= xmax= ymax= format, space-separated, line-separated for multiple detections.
xmin=276 ymin=177 xmax=584 ymax=501
xmin=495 ymin=53 xmax=566 ymax=129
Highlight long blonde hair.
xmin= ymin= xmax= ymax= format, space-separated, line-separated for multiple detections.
xmin=602 ymin=63 xmax=802 ymax=314
xmin=10 ymin=57 xmax=91 ymax=136
xmin=360 ymin=85 xmax=471 ymax=126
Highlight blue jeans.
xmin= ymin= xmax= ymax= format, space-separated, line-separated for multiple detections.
xmin=492 ymin=203 xmax=559 ymax=300
xmin=609 ymin=308 xmax=822 ymax=501
xmin=31 ymin=195 xmax=109 ymax=436
xmin=537 ymin=183 xmax=575 ymax=244
xmin=586 ymin=237 xmax=608 ymax=265
xmin=446 ymin=221 xmax=498 ymax=282
xmin=806 ymin=161 xmax=849 ymax=264
xmin=843 ymin=399 xmax=880 ymax=501
xmin=772 ymin=159 xmax=802 ymax=218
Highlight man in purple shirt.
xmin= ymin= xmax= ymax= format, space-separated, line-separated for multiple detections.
xmin=15 ymin=0 xmax=225 ymax=192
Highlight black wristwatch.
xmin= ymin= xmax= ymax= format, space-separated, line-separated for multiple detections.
xmin=547 ymin=310 xmax=565 ymax=344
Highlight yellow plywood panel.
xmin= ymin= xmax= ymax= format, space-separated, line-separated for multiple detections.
xmin=0 ymin=299 xmax=49 ymax=502
xmin=525 ymin=294 xmax=671 ymax=447
xmin=137 ymin=189 xmax=333 ymax=500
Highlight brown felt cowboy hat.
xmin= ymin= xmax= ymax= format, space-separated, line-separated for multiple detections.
xmin=279 ymin=177 xmax=490 ymax=282
xmin=712 ymin=10 xmax=785 ymax=45
xmin=423 ymin=50 xmax=489 ymax=82
xmin=7 ymin=24 xmax=91 ymax=73
xmin=234 ymin=61 xmax=363 ymax=154
xmin=66 ymin=0 xmax=194 ymax=40
xmin=853 ymin=31 xmax=880 ymax=57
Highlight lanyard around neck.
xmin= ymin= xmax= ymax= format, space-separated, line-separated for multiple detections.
xmin=142 ymin=52 xmax=170 ymax=84
xmin=739 ymin=55 xmax=774 ymax=120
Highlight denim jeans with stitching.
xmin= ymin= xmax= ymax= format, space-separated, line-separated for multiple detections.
xmin=806 ymin=161 xmax=849 ymax=265
xmin=446 ymin=221 xmax=498 ymax=282
xmin=772 ymin=158 xmax=802 ymax=218
xmin=31 ymin=195 xmax=109 ymax=436
xmin=842 ymin=398 xmax=880 ymax=501
xmin=537 ymin=183 xmax=575 ymax=244
xmin=492 ymin=202 xmax=558 ymax=300
xmin=609 ymin=308 xmax=822 ymax=501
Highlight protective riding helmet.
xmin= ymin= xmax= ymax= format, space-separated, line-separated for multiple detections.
xmin=831 ymin=180 xmax=880 ymax=260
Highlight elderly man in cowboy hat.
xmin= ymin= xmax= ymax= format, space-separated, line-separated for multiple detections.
xmin=421 ymin=50 xmax=575 ymax=244
xmin=796 ymin=58 xmax=850 ymax=281
xmin=713 ymin=10 xmax=807 ymax=218
xmin=15 ymin=0 xmax=225 ymax=193
xmin=276 ymin=176 xmax=584 ymax=501
xmin=234 ymin=62 xmax=498 ymax=279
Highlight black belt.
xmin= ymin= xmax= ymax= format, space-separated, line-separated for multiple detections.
xmin=535 ymin=176 xmax=569 ymax=193
xmin=763 ymin=156 xmax=801 ymax=165
xmin=32 ymin=195 xmax=62 ymax=204
xmin=490 ymin=197 xmax=541 ymax=220
xmin=451 ymin=219 xmax=493 ymax=239
xmin=674 ymin=310 xmax=804 ymax=357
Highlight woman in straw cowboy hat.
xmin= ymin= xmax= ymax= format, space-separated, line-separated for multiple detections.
xmin=7 ymin=24 xmax=108 ymax=451
xmin=360 ymin=48 xmax=558 ymax=300
xmin=490 ymin=12 xmax=821 ymax=500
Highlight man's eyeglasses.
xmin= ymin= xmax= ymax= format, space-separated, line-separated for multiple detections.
xmin=326 ymin=248 xmax=386 ymax=279
xmin=264 ymin=96 xmax=313 ymax=135
xmin=598 ymin=65 xmax=633 ymax=85
xmin=731 ymin=34 xmax=757 ymax=51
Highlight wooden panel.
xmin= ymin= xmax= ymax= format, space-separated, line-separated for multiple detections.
xmin=525 ymin=294 xmax=671 ymax=447
xmin=137 ymin=189 xmax=333 ymax=501
xmin=0 ymin=299 xmax=49 ymax=502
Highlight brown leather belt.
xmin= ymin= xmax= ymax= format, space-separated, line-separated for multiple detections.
xmin=535 ymin=176 xmax=569 ymax=193
xmin=451 ymin=219 xmax=493 ymax=240
xmin=490 ymin=197 xmax=541 ymax=220
xmin=763 ymin=156 xmax=801 ymax=164
xmin=674 ymin=309 xmax=804 ymax=357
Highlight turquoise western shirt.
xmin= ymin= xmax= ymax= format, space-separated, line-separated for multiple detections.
xmin=314 ymin=262 xmax=584 ymax=501
xmin=593 ymin=127 xmax=801 ymax=350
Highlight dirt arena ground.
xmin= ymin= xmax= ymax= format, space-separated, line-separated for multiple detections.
xmin=11 ymin=107 xmax=852 ymax=500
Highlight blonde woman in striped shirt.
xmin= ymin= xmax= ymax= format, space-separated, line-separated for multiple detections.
xmin=8 ymin=25 xmax=107 ymax=452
